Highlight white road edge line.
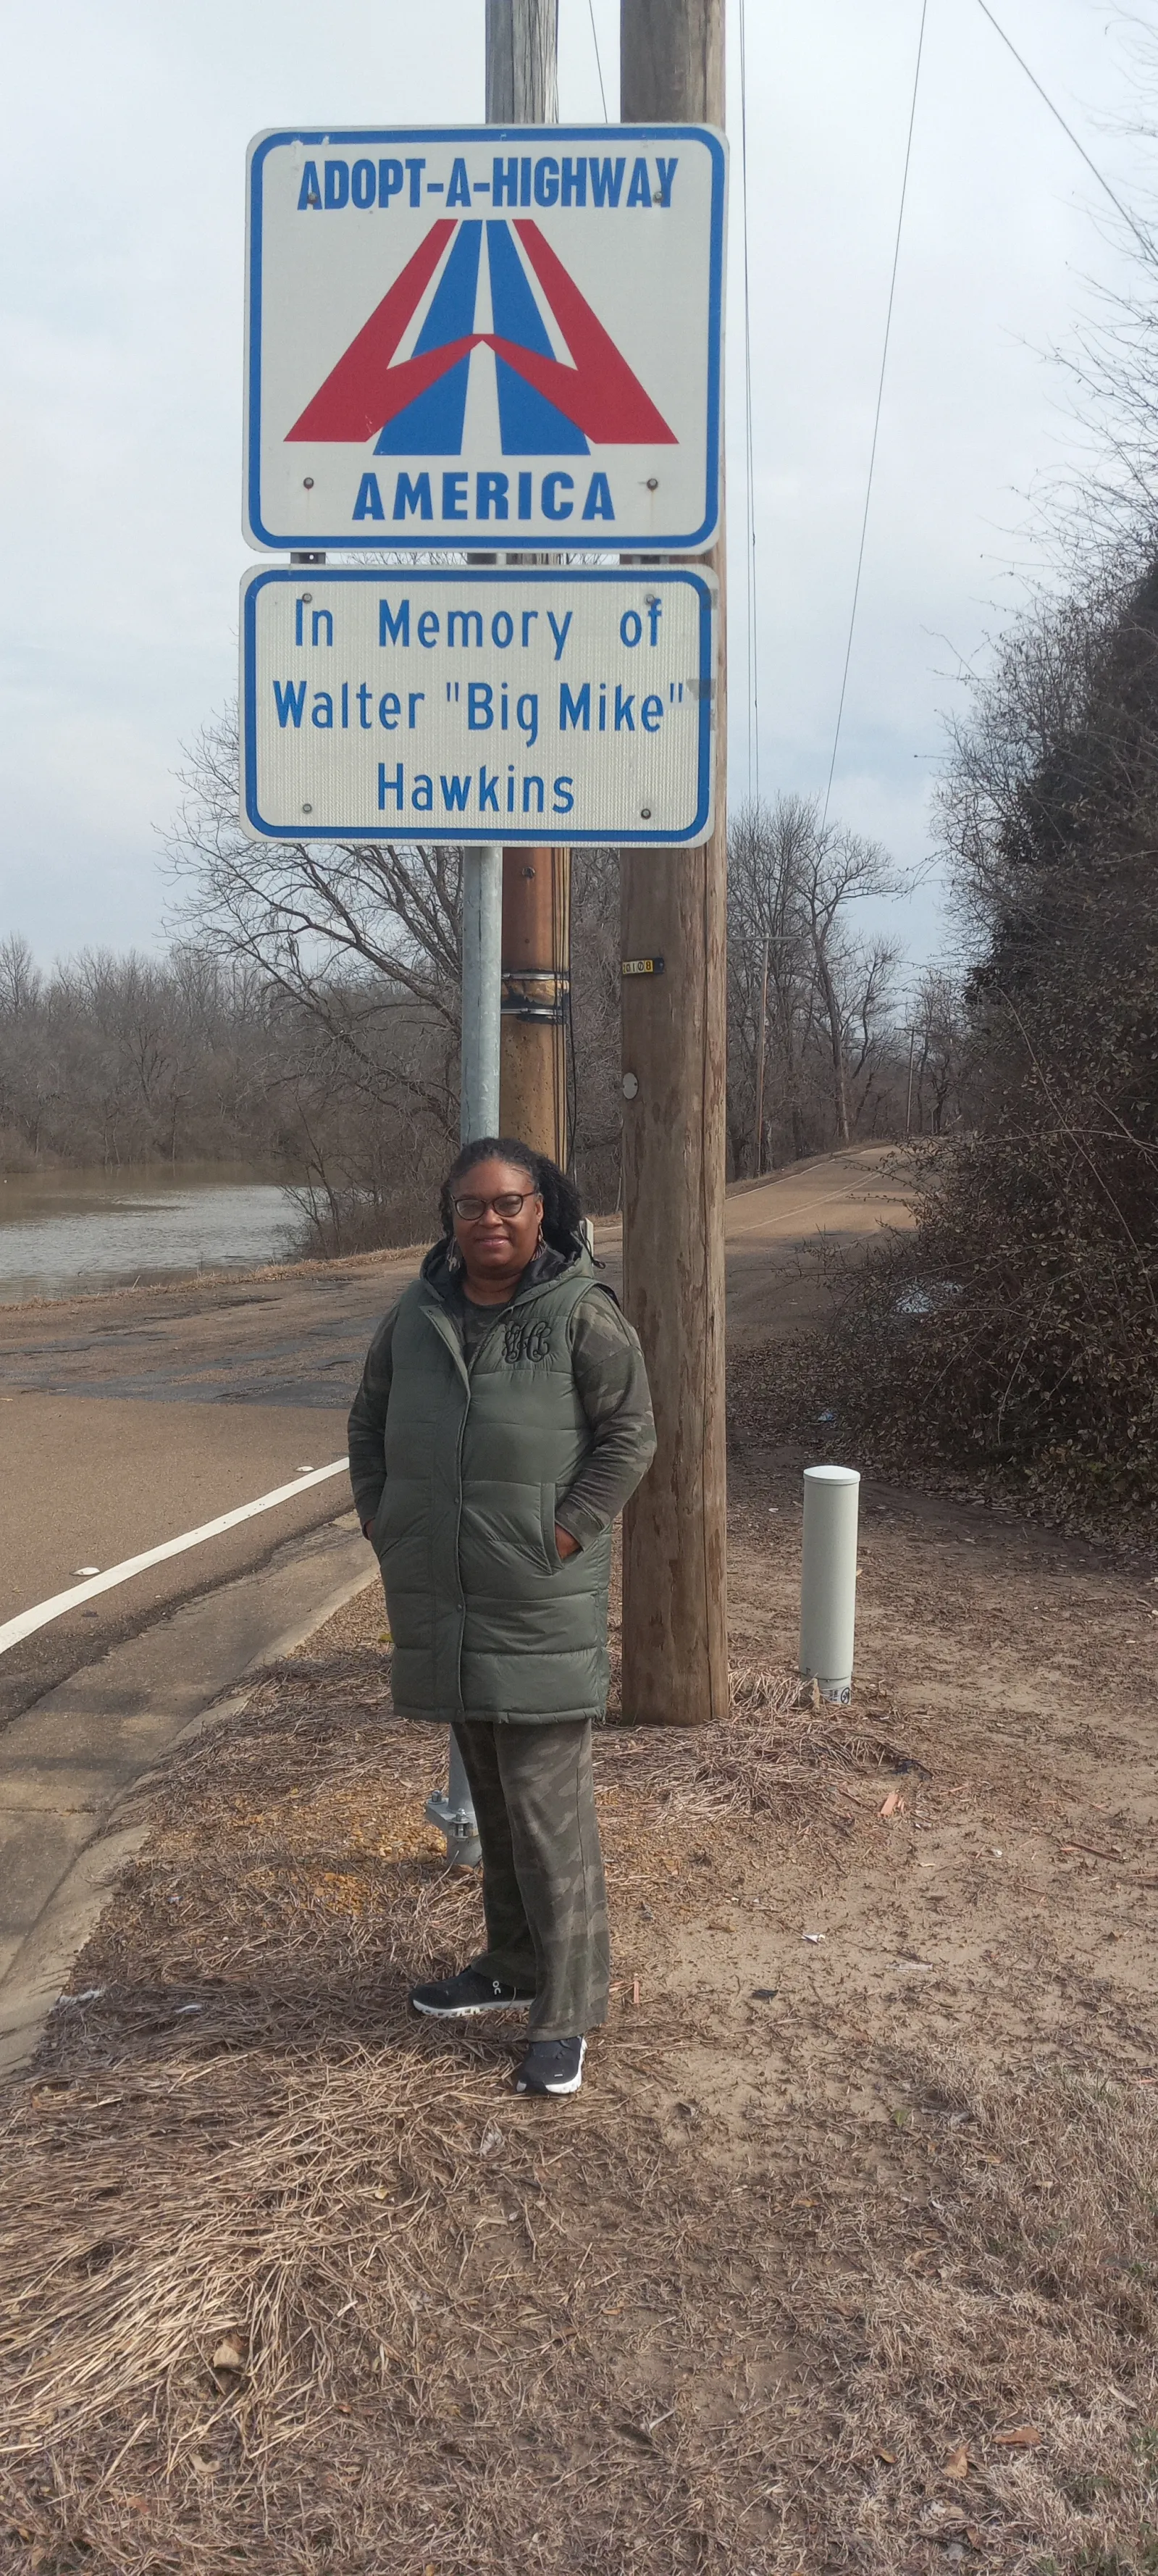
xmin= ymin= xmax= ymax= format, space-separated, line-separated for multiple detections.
xmin=0 ymin=1460 xmax=350 ymax=1657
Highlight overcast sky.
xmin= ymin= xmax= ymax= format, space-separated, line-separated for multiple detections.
xmin=1 ymin=0 xmax=1153 ymax=992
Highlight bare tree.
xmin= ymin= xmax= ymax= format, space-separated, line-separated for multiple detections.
xmin=796 ymin=820 xmax=900 ymax=1145
xmin=164 ymin=708 xmax=631 ymax=1221
xmin=905 ymin=967 xmax=965 ymax=1136
xmin=164 ymin=708 xmax=466 ymax=1060
xmin=0 ymin=936 xmax=41 ymax=1019
xmin=728 ymin=795 xmax=902 ymax=1168
xmin=728 ymin=798 xmax=818 ymax=1171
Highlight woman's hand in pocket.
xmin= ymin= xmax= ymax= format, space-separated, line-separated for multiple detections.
xmin=554 ymin=1524 xmax=581 ymax=1560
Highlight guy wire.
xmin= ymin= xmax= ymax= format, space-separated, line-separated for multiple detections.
xmin=821 ymin=0 xmax=928 ymax=832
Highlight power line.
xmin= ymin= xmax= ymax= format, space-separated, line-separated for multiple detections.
xmin=973 ymin=0 xmax=1153 ymax=262
xmin=739 ymin=0 xmax=760 ymax=807
xmin=587 ymin=0 xmax=608 ymax=120
xmin=821 ymin=0 xmax=928 ymax=831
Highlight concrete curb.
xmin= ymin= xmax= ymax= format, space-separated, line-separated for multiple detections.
xmin=0 ymin=1517 xmax=379 ymax=2078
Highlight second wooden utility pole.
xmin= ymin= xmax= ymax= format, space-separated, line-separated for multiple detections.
xmin=618 ymin=0 xmax=729 ymax=1727
xmin=485 ymin=0 xmax=570 ymax=1166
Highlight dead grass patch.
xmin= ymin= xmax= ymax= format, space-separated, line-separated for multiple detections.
xmin=1 ymin=1628 xmax=1154 ymax=2572
xmin=807 ymin=2049 xmax=1158 ymax=2575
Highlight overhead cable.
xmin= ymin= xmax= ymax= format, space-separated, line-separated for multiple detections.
xmin=821 ymin=0 xmax=928 ymax=830
xmin=587 ymin=0 xmax=608 ymax=120
xmin=973 ymin=0 xmax=1153 ymax=260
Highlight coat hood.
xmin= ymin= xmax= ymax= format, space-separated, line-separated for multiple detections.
xmin=419 ymin=1231 xmax=594 ymax=1300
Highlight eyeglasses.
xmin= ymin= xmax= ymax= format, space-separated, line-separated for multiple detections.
xmin=452 ymin=1191 xmax=534 ymax=1221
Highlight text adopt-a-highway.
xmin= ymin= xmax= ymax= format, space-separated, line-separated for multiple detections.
xmin=241 ymin=568 xmax=718 ymax=845
xmin=246 ymin=125 xmax=726 ymax=553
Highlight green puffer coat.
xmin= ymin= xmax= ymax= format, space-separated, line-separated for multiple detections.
xmin=372 ymin=1249 xmax=620 ymax=1723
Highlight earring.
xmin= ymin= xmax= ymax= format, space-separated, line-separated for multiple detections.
xmin=447 ymin=1239 xmax=463 ymax=1274
xmin=535 ymin=1222 xmax=545 ymax=1251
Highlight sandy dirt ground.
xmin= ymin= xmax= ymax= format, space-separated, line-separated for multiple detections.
xmin=1 ymin=1419 xmax=1155 ymax=2572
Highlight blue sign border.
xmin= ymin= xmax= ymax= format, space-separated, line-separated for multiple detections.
xmin=241 ymin=565 xmax=716 ymax=844
xmin=245 ymin=125 xmax=725 ymax=554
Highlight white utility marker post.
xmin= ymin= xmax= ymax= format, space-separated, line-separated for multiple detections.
xmin=799 ymin=1465 xmax=860 ymax=1705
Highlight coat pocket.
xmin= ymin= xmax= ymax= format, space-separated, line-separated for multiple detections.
xmin=458 ymin=1478 xmax=555 ymax=1590
xmin=540 ymin=1482 xmax=563 ymax=1571
xmin=373 ymin=1476 xmax=423 ymax=1560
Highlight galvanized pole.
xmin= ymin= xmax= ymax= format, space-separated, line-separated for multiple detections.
xmin=427 ymin=2 xmax=562 ymax=1862
xmin=425 ymin=1 xmax=574 ymax=1851
xmin=487 ymin=1 xmax=570 ymax=1168
xmin=461 ymin=847 xmax=503 ymax=1142
xmin=424 ymin=844 xmax=500 ymax=1866
xmin=618 ymin=0 xmax=729 ymax=1727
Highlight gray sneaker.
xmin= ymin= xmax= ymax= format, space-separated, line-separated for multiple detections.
xmin=514 ymin=2036 xmax=587 ymax=2096
xmin=410 ymin=1967 xmax=535 ymax=2018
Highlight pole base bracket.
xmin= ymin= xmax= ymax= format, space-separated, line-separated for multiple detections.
xmin=424 ymin=1786 xmax=482 ymax=1868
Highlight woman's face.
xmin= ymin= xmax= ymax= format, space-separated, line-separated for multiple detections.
xmin=451 ymin=1157 xmax=543 ymax=1289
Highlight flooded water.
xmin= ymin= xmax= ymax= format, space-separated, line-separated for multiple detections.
xmin=0 ymin=1164 xmax=301 ymax=1302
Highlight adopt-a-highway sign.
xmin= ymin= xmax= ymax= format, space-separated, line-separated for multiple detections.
xmin=240 ymin=566 xmax=717 ymax=845
xmin=245 ymin=125 xmax=726 ymax=553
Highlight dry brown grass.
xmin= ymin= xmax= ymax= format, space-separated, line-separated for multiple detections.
xmin=804 ymin=2050 xmax=1158 ymax=2575
xmin=1 ymin=1630 xmax=1156 ymax=2573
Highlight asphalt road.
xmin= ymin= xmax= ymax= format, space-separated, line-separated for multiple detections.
xmin=0 ymin=1147 xmax=910 ymax=1727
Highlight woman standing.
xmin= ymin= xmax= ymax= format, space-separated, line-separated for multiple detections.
xmin=348 ymin=1138 xmax=655 ymax=2099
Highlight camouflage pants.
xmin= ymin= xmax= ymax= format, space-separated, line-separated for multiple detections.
xmin=452 ymin=1719 xmax=610 ymax=2039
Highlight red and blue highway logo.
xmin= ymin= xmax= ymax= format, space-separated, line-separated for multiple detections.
xmin=288 ymin=217 xmax=675 ymax=458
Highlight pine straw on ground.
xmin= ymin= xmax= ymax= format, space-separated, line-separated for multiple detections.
xmin=1 ymin=1639 xmax=1156 ymax=2573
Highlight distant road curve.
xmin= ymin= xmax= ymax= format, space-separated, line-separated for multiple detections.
xmin=0 ymin=1460 xmax=348 ymax=1657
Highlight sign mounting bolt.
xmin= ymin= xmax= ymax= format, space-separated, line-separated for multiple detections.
xmin=645 ymin=477 xmax=658 ymax=490
xmin=640 ymin=807 xmax=652 ymax=819
xmin=303 ymin=476 xmax=314 ymax=488
xmin=301 ymin=803 xmax=313 ymax=814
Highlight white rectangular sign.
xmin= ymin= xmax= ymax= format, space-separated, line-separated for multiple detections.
xmin=245 ymin=125 xmax=726 ymax=553
xmin=241 ymin=566 xmax=716 ymax=844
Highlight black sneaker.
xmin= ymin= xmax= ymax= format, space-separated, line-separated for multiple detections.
xmin=409 ymin=1967 xmax=536 ymax=2019
xmin=514 ymin=2036 xmax=587 ymax=2096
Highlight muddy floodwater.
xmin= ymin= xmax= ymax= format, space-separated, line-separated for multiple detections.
xmin=0 ymin=1164 xmax=301 ymax=1302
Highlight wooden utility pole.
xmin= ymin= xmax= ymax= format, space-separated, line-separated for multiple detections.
xmin=619 ymin=0 xmax=729 ymax=1726
xmin=485 ymin=0 xmax=570 ymax=1165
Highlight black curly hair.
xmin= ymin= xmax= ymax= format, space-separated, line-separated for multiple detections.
xmin=438 ymin=1137 xmax=584 ymax=1254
